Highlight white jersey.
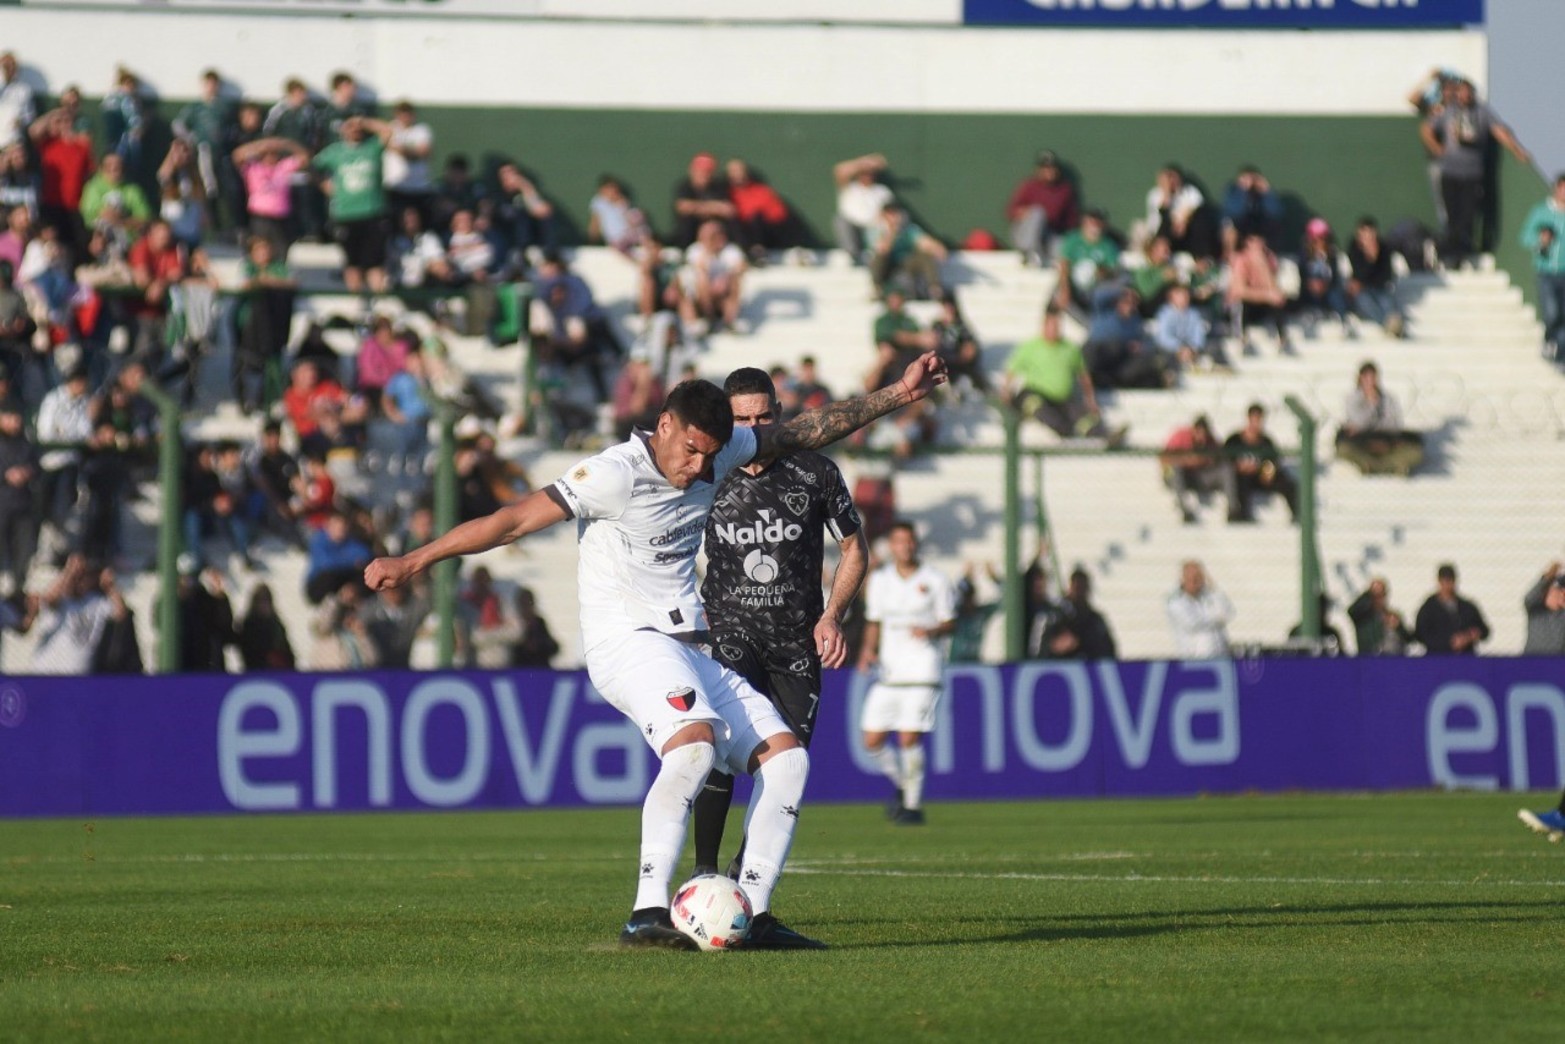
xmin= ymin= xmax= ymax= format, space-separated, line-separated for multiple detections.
xmin=548 ymin=427 xmax=758 ymax=654
xmin=865 ymin=562 xmax=956 ymax=685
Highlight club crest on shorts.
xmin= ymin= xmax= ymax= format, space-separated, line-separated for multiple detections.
xmin=666 ymin=687 xmax=696 ymax=712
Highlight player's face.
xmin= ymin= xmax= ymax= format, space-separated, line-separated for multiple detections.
xmin=888 ymin=528 xmax=918 ymax=567
xmin=728 ymin=393 xmax=775 ymax=429
xmin=656 ymin=416 xmax=723 ymax=489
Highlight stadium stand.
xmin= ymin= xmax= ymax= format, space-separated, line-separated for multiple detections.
xmin=3 ymin=236 xmax=1560 ymax=670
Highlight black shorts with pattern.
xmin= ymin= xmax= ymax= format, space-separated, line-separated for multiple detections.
xmin=711 ymin=631 xmax=821 ymax=749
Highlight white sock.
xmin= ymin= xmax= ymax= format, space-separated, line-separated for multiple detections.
xmin=738 ymin=746 xmax=810 ymax=915
xmin=633 ymin=741 xmax=715 ymax=911
xmin=867 ymin=743 xmax=901 ymax=787
xmin=901 ymin=743 xmax=926 ymax=811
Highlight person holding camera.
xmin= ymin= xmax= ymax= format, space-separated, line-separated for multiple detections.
xmin=1522 ymin=561 xmax=1565 ymax=655
xmin=1521 ymin=174 xmax=1565 ymax=361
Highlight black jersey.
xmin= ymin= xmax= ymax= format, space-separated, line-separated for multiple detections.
xmin=701 ymin=450 xmax=860 ymax=644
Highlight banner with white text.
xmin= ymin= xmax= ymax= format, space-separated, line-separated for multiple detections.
xmin=0 ymin=657 xmax=1561 ymax=817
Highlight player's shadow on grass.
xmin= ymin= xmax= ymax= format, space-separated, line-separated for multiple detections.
xmin=839 ymin=899 xmax=1560 ymax=948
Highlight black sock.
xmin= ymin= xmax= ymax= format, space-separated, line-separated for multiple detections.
xmin=691 ymin=769 xmax=736 ymax=869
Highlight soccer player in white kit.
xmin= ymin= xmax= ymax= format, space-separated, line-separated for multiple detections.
xmin=856 ymin=521 xmax=957 ymax=826
xmin=365 ymin=354 xmax=947 ymax=950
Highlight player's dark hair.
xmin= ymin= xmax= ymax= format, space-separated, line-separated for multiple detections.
xmin=663 ymin=380 xmax=734 ymax=444
xmin=887 ymin=519 xmax=918 ymax=541
xmin=722 ymin=367 xmax=776 ymax=402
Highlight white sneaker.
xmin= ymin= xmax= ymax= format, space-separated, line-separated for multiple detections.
xmin=729 ymin=317 xmax=752 ymax=336
xmin=1518 ymin=808 xmax=1565 ymax=842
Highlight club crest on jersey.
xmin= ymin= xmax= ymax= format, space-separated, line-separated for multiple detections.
xmin=666 ymin=687 xmax=696 ymax=712
xmin=571 ymin=466 xmax=589 ymax=482
xmin=783 ymin=491 xmax=810 ymax=518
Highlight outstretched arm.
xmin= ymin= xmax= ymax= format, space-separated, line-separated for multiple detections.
xmin=364 ymin=490 xmax=568 ymax=591
xmin=754 ymin=351 xmax=947 ymax=465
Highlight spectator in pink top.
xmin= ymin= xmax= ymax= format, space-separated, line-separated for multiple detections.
xmin=232 ymin=135 xmax=310 ymax=260
xmin=355 ymin=315 xmax=410 ymax=408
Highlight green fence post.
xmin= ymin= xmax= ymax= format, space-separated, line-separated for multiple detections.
xmin=511 ymin=282 xmax=537 ymax=432
xmin=1284 ymin=395 xmax=1320 ymax=639
xmin=139 ymin=382 xmax=183 ymax=673
xmin=433 ymin=401 xmax=459 ymax=667
xmin=1002 ymin=404 xmax=1023 ymax=661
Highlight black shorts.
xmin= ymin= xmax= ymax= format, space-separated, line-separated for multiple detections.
xmin=336 ymin=216 xmax=387 ymax=271
xmin=711 ymin=632 xmax=821 ymax=748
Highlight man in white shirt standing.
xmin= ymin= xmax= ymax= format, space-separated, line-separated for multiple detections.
xmin=833 ymin=152 xmax=895 ymax=264
xmin=856 ymin=521 xmax=956 ymax=826
xmin=35 ymin=366 xmax=94 ymax=540
xmin=1166 ymin=559 xmax=1235 ymax=658
xmin=367 ymin=353 xmax=947 ymax=951
xmin=0 ymin=52 xmax=36 ymax=151
xmin=382 ymin=100 xmax=434 ymax=223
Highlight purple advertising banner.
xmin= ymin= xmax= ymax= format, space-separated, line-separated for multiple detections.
xmin=962 ymin=0 xmax=1485 ymax=29
xmin=1 ymin=658 xmax=1562 ymax=817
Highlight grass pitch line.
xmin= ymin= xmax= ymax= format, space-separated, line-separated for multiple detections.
xmin=786 ymin=865 xmax=1565 ymax=889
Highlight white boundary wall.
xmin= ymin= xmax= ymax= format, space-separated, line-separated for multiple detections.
xmin=5 ymin=9 xmax=1485 ymax=115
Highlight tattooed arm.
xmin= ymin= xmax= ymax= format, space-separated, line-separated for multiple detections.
xmin=754 ymin=352 xmax=947 ymax=465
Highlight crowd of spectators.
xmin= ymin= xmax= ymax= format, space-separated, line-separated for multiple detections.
xmin=0 ymin=49 xmax=1552 ymax=671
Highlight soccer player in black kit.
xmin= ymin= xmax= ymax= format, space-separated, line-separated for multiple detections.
xmin=692 ymin=367 xmax=869 ymax=878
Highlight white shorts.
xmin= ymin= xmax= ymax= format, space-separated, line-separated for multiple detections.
xmin=860 ymin=681 xmax=942 ymax=735
xmin=586 ymin=629 xmax=789 ymax=774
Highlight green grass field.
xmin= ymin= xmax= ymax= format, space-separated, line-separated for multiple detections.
xmin=4 ymin=792 xmax=1564 ymax=1042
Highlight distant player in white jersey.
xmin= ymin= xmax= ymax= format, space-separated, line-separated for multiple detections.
xmin=365 ymin=353 xmax=947 ymax=950
xmin=856 ymin=521 xmax=957 ymax=826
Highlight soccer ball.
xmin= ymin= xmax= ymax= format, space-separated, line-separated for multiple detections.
xmin=671 ymin=874 xmax=752 ymax=952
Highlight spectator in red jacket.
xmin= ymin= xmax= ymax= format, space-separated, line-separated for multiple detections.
xmin=726 ymin=158 xmax=791 ymax=264
xmin=1006 ymin=150 xmax=1080 ymax=267
xmin=127 ymin=219 xmax=184 ymax=356
xmin=282 ymin=358 xmax=348 ymax=441
xmin=28 ymin=107 xmax=94 ymax=260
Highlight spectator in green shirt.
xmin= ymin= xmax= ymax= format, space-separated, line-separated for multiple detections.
xmin=79 ymin=152 xmax=151 ymax=232
xmin=1053 ymin=208 xmax=1121 ymax=313
xmin=174 ymin=69 xmax=237 ymax=231
xmin=869 ymin=286 xmax=935 ymax=392
xmin=868 ymin=206 xmax=946 ymax=301
xmin=1003 ymin=308 xmax=1122 ymax=444
xmin=314 ymin=116 xmax=393 ymax=294
xmin=1130 ymin=235 xmax=1178 ymax=316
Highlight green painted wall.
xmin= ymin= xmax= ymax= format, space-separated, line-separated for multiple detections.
xmin=97 ymin=95 xmax=1553 ymax=297
xmin=416 ymin=108 xmax=1442 ymax=249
